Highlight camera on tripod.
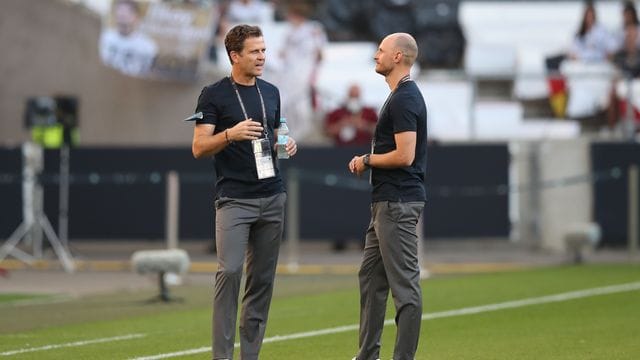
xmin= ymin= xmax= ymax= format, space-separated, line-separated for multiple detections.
xmin=24 ymin=96 xmax=79 ymax=148
xmin=0 ymin=96 xmax=82 ymax=272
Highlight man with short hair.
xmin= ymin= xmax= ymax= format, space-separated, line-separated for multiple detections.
xmin=191 ymin=24 xmax=297 ymax=360
xmin=349 ymin=32 xmax=428 ymax=360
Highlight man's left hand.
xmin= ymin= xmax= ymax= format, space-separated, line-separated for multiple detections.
xmin=348 ymin=155 xmax=368 ymax=176
xmin=286 ymin=137 xmax=298 ymax=157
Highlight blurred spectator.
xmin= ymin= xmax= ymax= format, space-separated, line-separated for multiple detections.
xmin=613 ymin=24 xmax=640 ymax=77
xmin=546 ymin=1 xmax=617 ymax=119
xmin=568 ymin=1 xmax=616 ymax=62
xmin=225 ymin=0 xmax=271 ymax=23
xmin=325 ymin=83 xmax=377 ymax=251
xmin=324 ymin=84 xmax=377 ymax=146
xmin=99 ymin=0 xmax=158 ymax=77
xmin=612 ymin=1 xmax=640 ymax=52
xmin=215 ymin=0 xmax=272 ymax=63
xmin=276 ymin=2 xmax=327 ymax=142
xmin=607 ymin=23 xmax=640 ymax=129
xmin=218 ymin=0 xmax=272 ymax=37
xmin=623 ymin=0 xmax=639 ymax=26
xmin=162 ymin=0 xmax=210 ymax=5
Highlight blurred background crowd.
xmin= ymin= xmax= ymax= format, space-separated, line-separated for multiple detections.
xmin=3 ymin=0 xmax=640 ymax=147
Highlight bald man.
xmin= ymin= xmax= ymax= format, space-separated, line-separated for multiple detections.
xmin=348 ymin=33 xmax=427 ymax=360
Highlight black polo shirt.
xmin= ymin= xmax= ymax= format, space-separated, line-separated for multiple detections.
xmin=195 ymin=77 xmax=284 ymax=199
xmin=371 ymin=80 xmax=427 ymax=203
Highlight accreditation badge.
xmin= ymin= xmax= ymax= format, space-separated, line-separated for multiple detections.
xmin=252 ymin=138 xmax=275 ymax=179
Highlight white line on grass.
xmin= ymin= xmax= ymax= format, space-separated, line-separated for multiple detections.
xmin=420 ymin=281 xmax=640 ymax=321
xmin=0 ymin=295 xmax=76 ymax=308
xmin=128 ymin=280 xmax=639 ymax=360
xmin=128 ymin=325 xmax=364 ymax=360
xmin=0 ymin=333 xmax=146 ymax=356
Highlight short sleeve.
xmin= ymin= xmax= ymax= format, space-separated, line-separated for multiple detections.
xmin=389 ymin=93 xmax=419 ymax=133
xmin=195 ymin=86 xmax=218 ymax=125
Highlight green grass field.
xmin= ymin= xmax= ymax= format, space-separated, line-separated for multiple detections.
xmin=1 ymin=263 xmax=639 ymax=359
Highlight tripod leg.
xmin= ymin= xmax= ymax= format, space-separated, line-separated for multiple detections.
xmin=159 ymin=271 xmax=170 ymax=302
xmin=4 ymin=247 xmax=34 ymax=263
xmin=0 ymin=222 xmax=34 ymax=262
xmin=38 ymin=216 xmax=75 ymax=272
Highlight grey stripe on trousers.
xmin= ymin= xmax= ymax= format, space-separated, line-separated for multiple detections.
xmin=212 ymin=192 xmax=286 ymax=360
xmin=357 ymin=201 xmax=425 ymax=360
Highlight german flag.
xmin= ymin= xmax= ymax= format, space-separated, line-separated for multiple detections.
xmin=548 ymin=75 xmax=568 ymax=118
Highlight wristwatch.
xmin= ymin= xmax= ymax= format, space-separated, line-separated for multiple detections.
xmin=363 ymin=153 xmax=371 ymax=167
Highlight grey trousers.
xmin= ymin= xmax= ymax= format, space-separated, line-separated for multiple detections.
xmin=212 ymin=192 xmax=286 ymax=360
xmin=357 ymin=201 xmax=425 ymax=360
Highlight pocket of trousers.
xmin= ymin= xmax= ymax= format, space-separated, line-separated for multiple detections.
xmin=215 ymin=197 xmax=233 ymax=210
xmin=387 ymin=201 xmax=405 ymax=222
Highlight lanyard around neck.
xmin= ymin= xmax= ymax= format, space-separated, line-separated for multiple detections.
xmin=229 ymin=76 xmax=268 ymax=139
xmin=379 ymin=74 xmax=411 ymax=116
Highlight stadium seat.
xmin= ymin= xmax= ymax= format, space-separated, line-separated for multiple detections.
xmin=474 ymin=101 xmax=524 ymax=139
xmin=415 ymin=78 xmax=473 ymax=140
xmin=464 ymin=44 xmax=516 ymax=78
xmin=513 ymin=47 xmax=550 ymax=100
xmin=459 ymin=1 xmax=621 ymax=96
xmin=315 ymin=42 xmax=387 ymax=111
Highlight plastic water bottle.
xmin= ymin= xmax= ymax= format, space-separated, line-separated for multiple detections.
xmin=277 ymin=117 xmax=289 ymax=159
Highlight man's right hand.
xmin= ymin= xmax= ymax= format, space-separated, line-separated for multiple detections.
xmin=228 ymin=119 xmax=264 ymax=141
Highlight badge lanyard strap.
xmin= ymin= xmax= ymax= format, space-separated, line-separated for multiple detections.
xmin=229 ymin=76 xmax=269 ymax=140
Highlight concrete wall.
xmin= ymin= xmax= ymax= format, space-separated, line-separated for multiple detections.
xmin=0 ymin=0 xmax=218 ymax=147
xmin=511 ymin=138 xmax=593 ymax=252
xmin=538 ymin=139 xmax=593 ymax=252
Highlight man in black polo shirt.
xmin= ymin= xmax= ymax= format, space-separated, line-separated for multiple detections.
xmin=191 ymin=24 xmax=297 ymax=360
xmin=349 ymin=32 xmax=427 ymax=360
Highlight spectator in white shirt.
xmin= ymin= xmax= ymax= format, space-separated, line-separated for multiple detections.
xmin=568 ymin=1 xmax=616 ymax=62
xmin=275 ymin=2 xmax=327 ymax=142
xmin=100 ymin=0 xmax=157 ymax=77
xmin=226 ymin=0 xmax=271 ymax=24
xmin=612 ymin=1 xmax=640 ymax=52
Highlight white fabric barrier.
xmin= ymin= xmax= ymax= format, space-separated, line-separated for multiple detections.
xmin=561 ymin=60 xmax=616 ymax=118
